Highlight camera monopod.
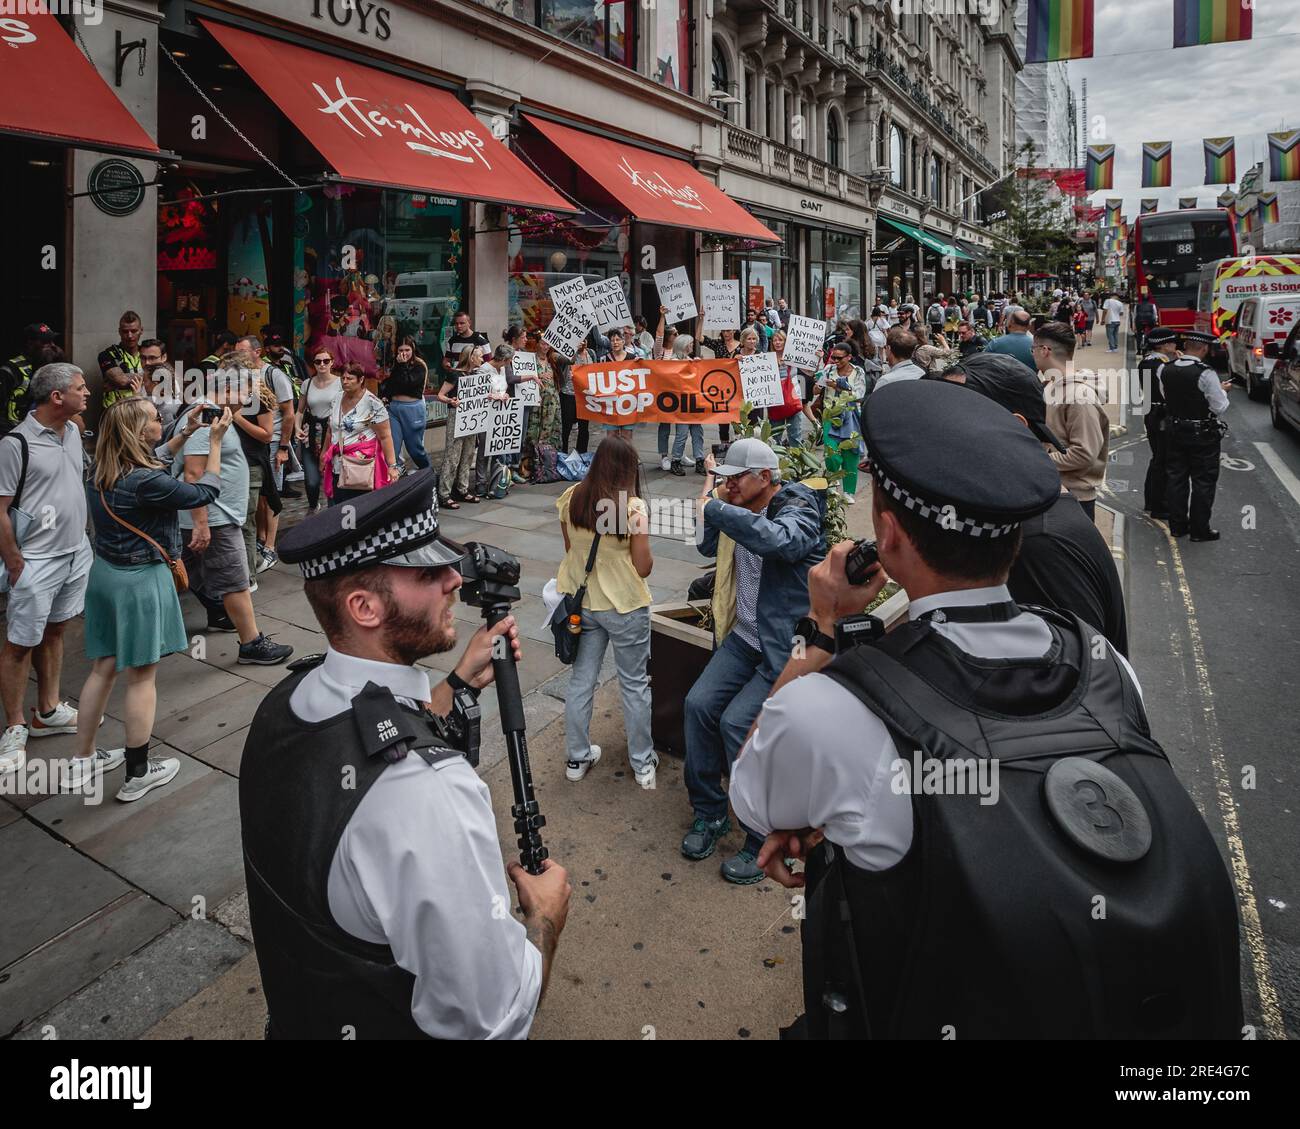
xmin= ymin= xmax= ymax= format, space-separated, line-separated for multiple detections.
xmin=459 ymin=541 xmax=549 ymax=875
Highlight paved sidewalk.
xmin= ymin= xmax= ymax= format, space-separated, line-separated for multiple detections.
xmin=1 ymin=422 xmax=870 ymax=1040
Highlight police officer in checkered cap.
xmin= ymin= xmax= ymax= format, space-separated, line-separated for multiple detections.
xmin=239 ymin=468 xmax=572 ymax=1039
xmin=728 ymin=379 xmax=1242 ymax=1040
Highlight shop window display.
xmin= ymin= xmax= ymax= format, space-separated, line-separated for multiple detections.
xmin=295 ymin=186 xmax=464 ymax=379
xmin=508 ymin=210 xmax=624 ymax=331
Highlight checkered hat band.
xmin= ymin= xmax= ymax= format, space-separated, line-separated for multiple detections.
xmin=872 ymin=466 xmax=1017 ymax=539
xmin=301 ymin=503 xmax=440 ymax=578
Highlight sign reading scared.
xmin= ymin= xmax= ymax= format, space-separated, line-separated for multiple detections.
xmin=512 ymin=351 xmax=542 ymax=406
xmin=574 ymin=360 xmax=742 ymax=423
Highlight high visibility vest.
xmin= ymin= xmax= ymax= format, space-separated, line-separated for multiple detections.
xmin=2 ymin=354 xmax=34 ymax=426
xmin=101 ymin=344 xmax=143 ymax=409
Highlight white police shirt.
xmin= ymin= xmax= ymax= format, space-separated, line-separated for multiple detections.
xmin=730 ymin=586 xmax=1144 ymax=871
xmin=289 ymin=646 xmax=542 ymax=1039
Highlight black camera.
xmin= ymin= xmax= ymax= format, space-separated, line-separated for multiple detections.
xmin=845 ymin=539 xmax=880 ymax=586
xmin=457 ymin=541 xmax=522 ymax=609
xmin=199 ymin=406 xmax=221 ymax=424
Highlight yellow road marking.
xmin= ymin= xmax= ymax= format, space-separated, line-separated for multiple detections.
xmin=1162 ymin=529 xmax=1284 ymax=1038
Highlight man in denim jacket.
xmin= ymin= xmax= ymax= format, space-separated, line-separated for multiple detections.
xmin=681 ymin=438 xmax=826 ymax=884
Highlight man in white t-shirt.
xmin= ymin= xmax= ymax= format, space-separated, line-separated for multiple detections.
xmin=1102 ymin=294 xmax=1126 ymax=352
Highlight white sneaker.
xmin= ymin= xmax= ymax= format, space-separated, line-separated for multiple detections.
xmin=843 ymin=493 xmax=857 ymax=505
xmin=0 ymin=726 xmax=27 ymax=775
xmin=29 ymin=701 xmax=78 ymax=737
xmin=60 ymin=747 xmax=125 ymax=791
xmin=660 ymin=456 xmax=671 ymax=472
xmin=116 ymin=757 xmax=180 ymax=802
xmin=634 ymin=761 xmax=657 ymax=790
xmin=565 ymin=744 xmax=602 ymax=782
xmin=248 ymin=579 xmax=258 ymax=593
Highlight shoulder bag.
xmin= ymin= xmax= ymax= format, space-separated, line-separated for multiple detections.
xmin=0 ymin=431 xmax=33 ymax=593
xmin=98 ymin=488 xmax=189 ymax=593
xmin=551 ymin=530 xmax=602 ymax=665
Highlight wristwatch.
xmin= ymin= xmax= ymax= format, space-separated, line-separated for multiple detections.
xmin=793 ymin=616 xmax=836 ymax=655
xmin=445 ymin=669 xmax=479 ymax=700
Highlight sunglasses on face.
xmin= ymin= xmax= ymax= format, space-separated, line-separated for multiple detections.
xmin=314 ymin=358 xmax=332 ymax=365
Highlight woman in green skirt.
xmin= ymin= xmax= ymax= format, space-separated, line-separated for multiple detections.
xmin=65 ymin=398 xmax=231 ymax=801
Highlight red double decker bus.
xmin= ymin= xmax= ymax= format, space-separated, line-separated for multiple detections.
xmin=1131 ymin=209 xmax=1238 ymax=331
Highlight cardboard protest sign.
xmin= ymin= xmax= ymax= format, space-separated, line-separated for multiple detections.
xmin=783 ymin=314 xmax=826 ymax=370
xmin=484 ymin=397 xmax=526 ymax=456
xmin=586 ymin=276 xmax=633 ymax=333
xmin=512 ymin=352 xmax=542 ymax=406
xmin=452 ymin=371 xmax=495 ymax=438
xmin=549 ymin=276 xmax=595 ymax=321
xmin=542 ymin=303 xmax=592 ymax=358
xmin=574 ymin=359 xmax=741 ymax=424
xmin=701 ymin=279 xmax=741 ymax=332
xmin=654 ymin=266 xmax=698 ymax=325
xmin=737 ymin=352 xmax=783 ymax=410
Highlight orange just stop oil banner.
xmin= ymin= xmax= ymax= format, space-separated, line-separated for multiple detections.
xmin=574 ymin=359 xmax=743 ymax=424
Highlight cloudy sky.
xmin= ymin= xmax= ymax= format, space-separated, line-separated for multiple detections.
xmin=1071 ymin=0 xmax=1300 ymax=215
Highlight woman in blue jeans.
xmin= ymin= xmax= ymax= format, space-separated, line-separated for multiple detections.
xmin=382 ymin=337 xmax=431 ymax=473
xmin=555 ymin=435 xmax=657 ymax=789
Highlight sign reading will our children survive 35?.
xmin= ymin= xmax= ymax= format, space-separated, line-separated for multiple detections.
xmin=452 ymin=372 xmax=494 ymax=438
xmin=654 ymin=266 xmax=697 ymax=325
xmin=573 ymin=359 xmax=741 ymax=424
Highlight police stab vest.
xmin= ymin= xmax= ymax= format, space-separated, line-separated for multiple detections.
xmin=1162 ymin=358 xmax=1213 ymax=421
xmin=1139 ymin=354 xmax=1167 ymax=410
xmin=803 ymin=605 xmax=1242 ymax=1040
xmin=240 ymin=661 xmax=465 ymax=1040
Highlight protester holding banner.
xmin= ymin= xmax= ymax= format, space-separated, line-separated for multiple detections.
xmin=436 ymin=346 xmax=484 ymax=507
xmin=766 ymin=330 xmax=806 ymax=448
xmin=556 ymin=436 xmax=657 ymax=789
xmin=523 ymin=342 xmax=562 ymax=478
xmin=598 ymin=330 xmax=639 ymax=440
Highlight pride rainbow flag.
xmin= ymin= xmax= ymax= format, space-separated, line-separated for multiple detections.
xmin=1258 ymin=193 xmax=1281 ymax=224
xmin=1202 ymin=137 xmax=1236 ymax=185
xmin=1104 ymin=199 xmax=1123 ymax=227
xmin=1142 ymin=142 xmax=1173 ymax=188
xmin=1269 ymin=131 xmax=1300 ymax=181
xmin=1086 ymin=145 xmax=1115 ymax=191
xmin=1140 ymin=199 xmax=1159 ymax=215
xmin=1217 ymin=191 xmax=1236 ymax=210
xmin=1174 ymin=0 xmax=1253 ymax=48
xmin=1179 ymin=197 xmax=1199 ymax=210
xmin=1025 ymin=0 xmax=1094 ymax=63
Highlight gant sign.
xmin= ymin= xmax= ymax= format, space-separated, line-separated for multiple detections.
xmin=617 ymin=154 xmax=711 ymax=213
xmin=311 ymin=75 xmax=493 ymax=167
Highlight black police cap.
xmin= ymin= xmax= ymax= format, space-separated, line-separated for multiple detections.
xmin=863 ymin=380 xmax=1061 ymax=538
xmin=278 ymin=468 xmax=465 ymax=580
xmin=1180 ymin=330 xmax=1215 ymax=346
xmin=937 ymin=352 xmax=1068 ymax=453
xmin=1145 ymin=328 xmax=1177 ymax=347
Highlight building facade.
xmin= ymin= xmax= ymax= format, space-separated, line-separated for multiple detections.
xmin=2 ymin=0 xmax=1022 ymax=400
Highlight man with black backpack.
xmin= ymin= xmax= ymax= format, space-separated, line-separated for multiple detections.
xmin=730 ymin=379 xmax=1242 ymax=1040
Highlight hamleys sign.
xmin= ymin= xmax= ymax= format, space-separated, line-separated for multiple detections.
xmin=617 ymin=154 xmax=711 ymax=214
xmin=311 ymin=75 xmax=492 ymax=169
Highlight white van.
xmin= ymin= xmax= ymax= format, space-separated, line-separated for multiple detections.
xmin=1227 ymin=294 xmax=1300 ymax=401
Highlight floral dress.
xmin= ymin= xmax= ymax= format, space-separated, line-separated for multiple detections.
xmin=526 ymin=356 xmax=563 ymax=455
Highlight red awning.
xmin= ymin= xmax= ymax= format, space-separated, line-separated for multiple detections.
xmin=524 ymin=116 xmax=779 ymax=243
xmin=0 ymin=13 xmax=159 ymax=159
xmin=201 ymin=21 xmax=573 ymax=212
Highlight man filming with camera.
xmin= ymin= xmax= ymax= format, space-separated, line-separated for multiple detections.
xmin=240 ymin=468 xmax=571 ymax=1039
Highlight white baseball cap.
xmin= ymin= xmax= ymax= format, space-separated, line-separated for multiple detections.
xmin=714 ymin=437 xmax=780 ymax=479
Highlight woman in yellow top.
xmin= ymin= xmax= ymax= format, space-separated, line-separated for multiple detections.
xmin=555 ymin=436 xmax=657 ymax=788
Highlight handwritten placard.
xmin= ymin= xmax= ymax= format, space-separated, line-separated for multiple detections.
xmin=542 ymin=304 xmax=593 ymax=358
xmin=549 ymin=277 xmax=595 ymax=322
xmin=586 ymin=276 xmax=633 ymax=333
xmin=452 ymin=371 xmax=494 ymax=438
xmin=485 ymin=398 xmax=526 ymax=456
xmin=737 ymin=352 xmax=783 ymax=409
xmin=783 ymin=314 xmax=825 ymax=370
xmin=701 ymin=279 xmax=741 ymax=332
xmin=654 ymin=266 xmax=697 ymax=325
xmin=512 ymin=351 xmax=542 ymax=406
